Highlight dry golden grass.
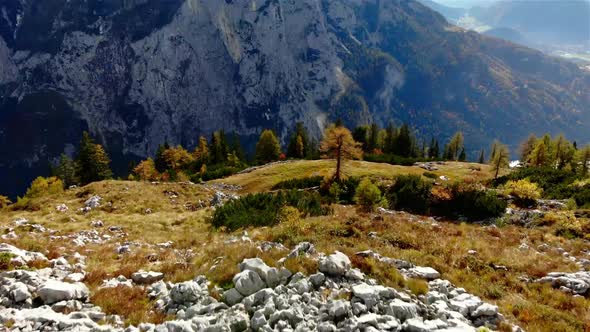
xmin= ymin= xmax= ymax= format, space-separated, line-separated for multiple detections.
xmin=213 ymin=160 xmax=499 ymax=193
xmin=0 ymin=161 xmax=584 ymax=331
xmin=91 ymin=286 xmax=167 ymax=326
xmin=258 ymin=205 xmax=590 ymax=332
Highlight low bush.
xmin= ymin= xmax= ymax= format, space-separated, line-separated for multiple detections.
xmin=0 ymin=253 xmax=13 ymax=271
xmin=407 ymin=279 xmax=429 ymax=295
xmin=432 ymin=184 xmax=507 ymax=220
xmin=504 ymin=180 xmax=542 ymax=207
xmin=0 ymin=195 xmax=11 ymax=209
xmin=386 ymin=175 xmax=433 ymax=214
xmin=550 ymin=211 xmax=589 ymax=239
xmin=11 ymin=176 xmax=64 ymax=211
xmin=364 ymin=154 xmax=428 ymax=166
xmin=272 ymin=176 xmax=324 ymax=190
xmin=494 ymin=167 xmax=578 ymax=199
xmin=200 ymin=165 xmax=245 ymax=181
xmin=211 ymin=191 xmax=331 ymax=231
xmin=354 ymin=178 xmax=386 ymax=212
xmin=320 ymin=177 xmax=360 ymax=204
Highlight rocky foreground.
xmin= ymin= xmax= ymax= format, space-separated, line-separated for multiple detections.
xmin=0 ymin=234 xmax=526 ymax=332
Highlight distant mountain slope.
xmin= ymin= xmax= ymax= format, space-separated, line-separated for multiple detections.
xmin=1 ymin=0 xmax=590 ymax=197
xmin=470 ymin=0 xmax=590 ymax=45
xmin=417 ymin=0 xmax=466 ymax=22
xmin=483 ymin=27 xmax=526 ymax=45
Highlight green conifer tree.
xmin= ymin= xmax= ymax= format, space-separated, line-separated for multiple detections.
xmin=256 ymin=130 xmax=282 ymax=164
xmin=76 ymin=132 xmax=112 ymax=185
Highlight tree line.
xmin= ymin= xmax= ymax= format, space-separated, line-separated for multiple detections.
xmin=35 ymin=123 xmax=590 ymax=192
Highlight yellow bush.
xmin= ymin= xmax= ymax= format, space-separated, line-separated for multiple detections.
xmin=407 ymin=278 xmax=429 ymax=295
xmin=24 ymin=176 xmax=64 ymax=198
xmin=0 ymin=195 xmax=11 ymax=208
xmin=504 ymin=179 xmax=542 ymax=207
xmin=547 ymin=211 xmax=587 ymax=238
xmin=133 ymin=158 xmax=159 ymax=181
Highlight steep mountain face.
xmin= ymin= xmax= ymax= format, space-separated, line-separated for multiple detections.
xmin=1 ymin=0 xmax=590 ymax=197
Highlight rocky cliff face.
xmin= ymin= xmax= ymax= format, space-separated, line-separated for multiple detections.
xmin=1 ymin=0 xmax=590 ymax=196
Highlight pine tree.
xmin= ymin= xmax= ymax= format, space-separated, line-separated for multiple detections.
xmin=352 ymin=126 xmax=369 ymax=152
xmin=448 ymin=132 xmax=464 ymax=161
xmin=458 ymin=147 xmax=466 ymax=162
xmin=384 ymin=124 xmax=396 ymax=154
xmin=320 ymin=125 xmax=363 ymax=181
xmin=429 ymin=139 xmax=440 ymax=159
xmin=133 ymin=158 xmax=159 ymax=181
xmin=287 ymin=122 xmax=310 ymax=159
xmin=211 ymin=131 xmax=228 ymax=164
xmin=256 ymin=130 xmax=282 ymax=164
xmin=155 ymin=142 xmax=170 ymax=173
xmin=194 ymin=136 xmax=210 ymax=165
xmin=307 ymin=138 xmax=320 ymax=160
xmin=478 ymin=149 xmax=485 ymax=164
xmin=367 ymin=123 xmax=380 ymax=152
xmin=76 ymin=132 xmax=112 ymax=185
xmin=520 ymin=134 xmax=537 ymax=164
xmin=553 ymin=134 xmax=574 ymax=169
xmin=394 ymin=124 xmax=412 ymax=157
xmin=528 ymin=140 xmax=548 ymax=167
xmin=489 ymin=140 xmax=509 ymax=179
xmin=229 ymin=132 xmax=246 ymax=162
xmin=443 ymin=144 xmax=453 ymax=160
xmin=56 ymin=154 xmax=77 ymax=188
xmin=163 ymin=146 xmax=194 ymax=172
xmin=576 ymin=145 xmax=590 ymax=175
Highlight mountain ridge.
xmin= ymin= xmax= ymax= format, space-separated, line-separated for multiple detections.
xmin=1 ymin=0 xmax=590 ymax=197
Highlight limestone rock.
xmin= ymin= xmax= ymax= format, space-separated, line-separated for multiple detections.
xmin=319 ymin=251 xmax=351 ymax=277
xmin=37 ymin=280 xmax=89 ymax=304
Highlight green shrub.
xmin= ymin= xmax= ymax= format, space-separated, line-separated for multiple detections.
xmin=211 ymin=191 xmax=330 ymax=231
xmin=386 ymin=175 xmax=432 ymax=214
xmin=272 ymin=176 xmax=324 ymax=190
xmin=364 ymin=154 xmax=427 ymax=166
xmin=572 ymin=186 xmax=590 ymax=209
xmin=0 ymin=253 xmax=13 ymax=271
xmin=320 ymin=177 xmax=360 ymax=205
xmin=201 ymin=165 xmax=245 ymax=181
xmin=432 ymin=184 xmax=507 ymax=220
xmin=504 ymin=179 xmax=542 ymax=207
xmin=354 ymin=178 xmax=386 ymax=212
xmin=494 ymin=167 xmax=578 ymax=199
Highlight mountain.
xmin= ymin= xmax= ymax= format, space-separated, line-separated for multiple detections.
xmin=1 ymin=0 xmax=590 ymax=197
xmin=470 ymin=0 xmax=590 ymax=46
xmin=416 ymin=0 xmax=466 ymax=22
xmin=469 ymin=0 xmax=590 ymax=48
xmin=483 ymin=27 xmax=525 ymax=45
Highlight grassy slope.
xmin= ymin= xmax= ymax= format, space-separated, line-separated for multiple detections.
xmin=0 ymin=161 xmax=588 ymax=331
xmin=213 ymin=159 xmax=498 ymax=193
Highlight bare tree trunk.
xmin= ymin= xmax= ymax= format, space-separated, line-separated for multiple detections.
xmin=335 ymin=141 xmax=343 ymax=181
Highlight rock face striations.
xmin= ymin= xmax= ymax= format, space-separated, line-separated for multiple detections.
xmin=2 ymin=0 xmax=590 ymax=196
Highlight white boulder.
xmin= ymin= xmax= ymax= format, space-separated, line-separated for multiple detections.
xmin=37 ymin=280 xmax=89 ymax=304
xmin=319 ymin=251 xmax=351 ymax=277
